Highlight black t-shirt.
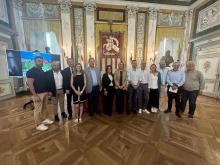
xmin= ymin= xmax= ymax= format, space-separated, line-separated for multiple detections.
xmin=26 ymin=67 xmax=48 ymax=94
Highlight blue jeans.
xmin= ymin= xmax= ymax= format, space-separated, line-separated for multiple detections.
xmin=137 ymin=84 xmax=149 ymax=109
xmin=128 ymin=85 xmax=138 ymax=113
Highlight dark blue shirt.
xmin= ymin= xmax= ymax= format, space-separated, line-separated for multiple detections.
xmin=26 ymin=67 xmax=48 ymax=94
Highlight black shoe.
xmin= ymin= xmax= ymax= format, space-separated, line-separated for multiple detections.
xmin=164 ymin=110 xmax=171 ymax=113
xmin=176 ymin=113 xmax=181 ymax=118
xmin=188 ymin=114 xmax=193 ymax=118
xmin=68 ymin=115 xmax=72 ymax=120
xmin=61 ymin=112 xmax=67 ymax=118
xmin=55 ymin=115 xmax=59 ymax=122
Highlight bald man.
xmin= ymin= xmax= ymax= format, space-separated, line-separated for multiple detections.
xmin=165 ymin=61 xmax=185 ymax=118
xmin=181 ymin=61 xmax=205 ymax=118
xmin=47 ymin=61 xmax=67 ymax=122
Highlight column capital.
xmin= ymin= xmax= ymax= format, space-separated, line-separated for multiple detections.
xmin=12 ymin=0 xmax=23 ymax=10
xmin=127 ymin=5 xmax=138 ymax=17
xmin=83 ymin=1 xmax=96 ymax=15
xmin=148 ymin=8 xmax=158 ymax=20
xmin=184 ymin=9 xmax=193 ymax=19
xmin=58 ymin=0 xmax=72 ymax=13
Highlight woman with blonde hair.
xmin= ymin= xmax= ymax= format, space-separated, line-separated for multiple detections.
xmin=148 ymin=64 xmax=161 ymax=113
xmin=71 ymin=63 xmax=87 ymax=123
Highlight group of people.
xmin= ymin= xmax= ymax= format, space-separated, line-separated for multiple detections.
xmin=26 ymin=56 xmax=205 ymax=131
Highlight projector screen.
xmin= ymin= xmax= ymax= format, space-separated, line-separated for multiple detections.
xmin=6 ymin=50 xmax=61 ymax=77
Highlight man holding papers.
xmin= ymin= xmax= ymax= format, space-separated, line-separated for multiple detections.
xmin=164 ymin=62 xmax=185 ymax=118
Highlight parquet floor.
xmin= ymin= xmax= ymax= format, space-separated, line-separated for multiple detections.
xmin=0 ymin=95 xmax=220 ymax=165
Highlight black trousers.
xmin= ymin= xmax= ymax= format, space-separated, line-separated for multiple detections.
xmin=103 ymin=86 xmax=115 ymax=116
xmin=128 ymin=85 xmax=138 ymax=113
xmin=181 ymin=89 xmax=199 ymax=115
xmin=115 ymin=89 xmax=125 ymax=114
xmin=88 ymin=86 xmax=100 ymax=116
xmin=66 ymin=91 xmax=73 ymax=117
xmin=148 ymin=89 xmax=159 ymax=109
xmin=167 ymin=86 xmax=182 ymax=114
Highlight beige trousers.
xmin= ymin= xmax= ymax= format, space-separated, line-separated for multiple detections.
xmin=32 ymin=92 xmax=48 ymax=125
xmin=159 ymin=85 xmax=167 ymax=111
xmin=52 ymin=89 xmax=65 ymax=116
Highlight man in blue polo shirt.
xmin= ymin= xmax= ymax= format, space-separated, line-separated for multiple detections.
xmin=27 ymin=56 xmax=53 ymax=131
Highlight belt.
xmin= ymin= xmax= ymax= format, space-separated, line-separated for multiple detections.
xmin=140 ymin=83 xmax=148 ymax=85
xmin=56 ymin=88 xmax=63 ymax=90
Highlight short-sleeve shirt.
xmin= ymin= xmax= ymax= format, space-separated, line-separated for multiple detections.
xmin=26 ymin=67 xmax=48 ymax=94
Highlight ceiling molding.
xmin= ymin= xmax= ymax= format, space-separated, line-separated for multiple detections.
xmin=71 ymin=0 xmax=189 ymax=10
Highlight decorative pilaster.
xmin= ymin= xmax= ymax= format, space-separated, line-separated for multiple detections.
xmin=58 ymin=0 xmax=72 ymax=67
xmin=136 ymin=12 xmax=146 ymax=65
xmin=147 ymin=8 xmax=158 ymax=64
xmin=84 ymin=1 xmax=96 ymax=60
xmin=12 ymin=0 xmax=26 ymax=50
xmin=74 ymin=8 xmax=85 ymax=67
xmin=181 ymin=9 xmax=193 ymax=63
xmin=127 ymin=5 xmax=138 ymax=68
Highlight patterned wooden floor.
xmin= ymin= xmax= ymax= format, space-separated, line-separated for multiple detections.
xmin=0 ymin=95 xmax=220 ymax=165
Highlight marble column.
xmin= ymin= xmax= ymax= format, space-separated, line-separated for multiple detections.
xmin=12 ymin=0 xmax=26 ymax=50
xmin=73 ymin=8 xmax=85 ymax=67
xmin=127 ymin=5 xmax=138 ymax=69
xmin=84 ymin=1 xmax=96 ymax=60
xmin=58 ymin=0 xmax=72 ymax=67
xmin=182 ymin=9 xmax=193 ymax=63
xmin=136 ymin=12 xmax=146 ymax=66
xmin=147 ymin=8 xmax=158 ymax=64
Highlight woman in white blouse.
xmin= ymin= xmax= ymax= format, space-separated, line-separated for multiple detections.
xmin=102 ymin=65 xmax=115 ymax=116
xmin=148 ymin=64 xmax=161 ymax=113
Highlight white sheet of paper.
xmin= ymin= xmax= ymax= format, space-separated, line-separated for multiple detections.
xmin=169 ymin=87 xmax=178 ymax=93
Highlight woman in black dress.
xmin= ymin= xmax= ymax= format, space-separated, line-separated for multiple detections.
xmin=102 ymin=65 xmax=115 ymax=116
xmin=70 ymin=63 xmax=87 ymax=123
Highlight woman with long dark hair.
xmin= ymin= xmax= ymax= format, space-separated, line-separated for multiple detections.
xmin=102 ymin=65 xmax=115 ymax=116
xmin=71 ymin=63 xmax=87 ymax=123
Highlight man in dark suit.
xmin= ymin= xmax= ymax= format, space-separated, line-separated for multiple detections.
xmin=62 ymin=58 xmax=75 ymax=120
xmin=47 ymin=61 xmax=67 ymax=121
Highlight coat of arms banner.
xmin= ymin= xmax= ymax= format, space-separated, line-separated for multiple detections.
xmin=99 ymin=32 xmax=123 ymax=70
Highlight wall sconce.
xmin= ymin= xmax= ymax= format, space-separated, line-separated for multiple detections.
xmin=130 ymin=50 xmax=133 ymax=61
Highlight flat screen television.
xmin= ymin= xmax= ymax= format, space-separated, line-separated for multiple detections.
xmin=6 ymin=50 xmax=61 ymax=77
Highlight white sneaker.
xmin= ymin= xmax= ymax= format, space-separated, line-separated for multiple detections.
xmin=79 ymin=118 xmax=82 ymax=123
xmin=36 ymin=124 xmax=48 ymax=131
xmin=138 ymin=109 xmax=142 ymax=114
xmin=154 ymin=108 xmax=158 ymax=113
xmin=144 ymin=109 xmax=150 ymax=114
xmin=74 ymin=119 xmax=78 ymax=123
xmin=151 ymin=108 xmax=155 ymax=113
xmin=42 ymin=119 xmax=54 ymax=125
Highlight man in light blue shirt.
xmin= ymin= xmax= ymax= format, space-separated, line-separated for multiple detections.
xmin=158 ymin=59 xmax=168 ymax=111
xmin=164 ymin=61 xmax=185 ymax=118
